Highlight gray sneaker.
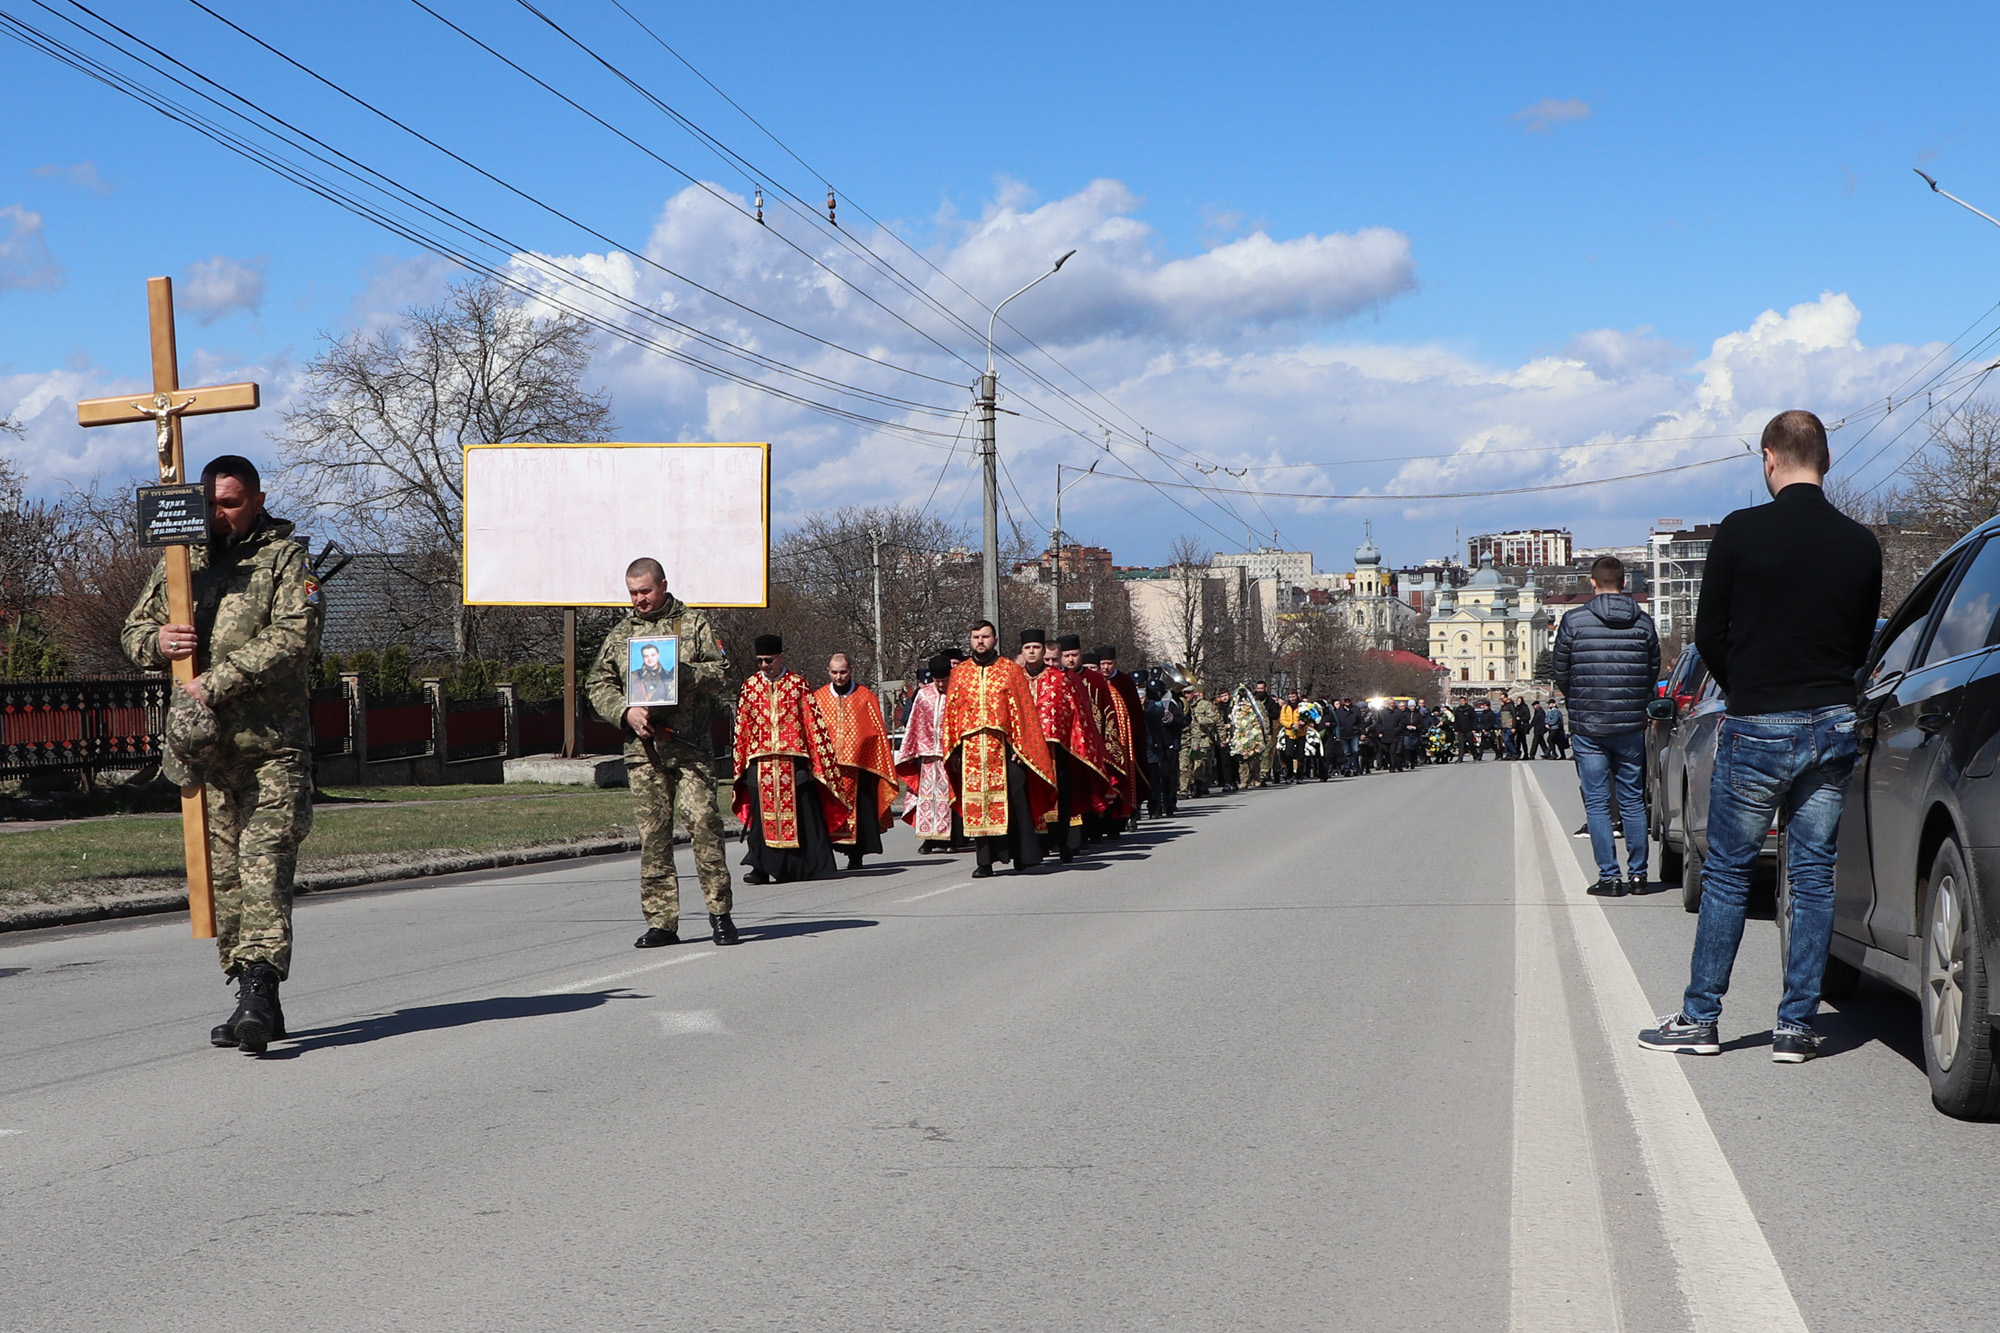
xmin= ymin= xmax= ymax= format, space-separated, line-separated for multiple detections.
xmin=1638 ymin=1012 xmax=1720 ymax=1055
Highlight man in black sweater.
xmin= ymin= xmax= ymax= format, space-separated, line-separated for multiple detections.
xmin=1641 ymin=410 xmax=1882 ymax=1063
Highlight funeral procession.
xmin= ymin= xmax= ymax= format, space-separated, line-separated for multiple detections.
xmin=10 ymin=5 xmax=2000 ymax=1330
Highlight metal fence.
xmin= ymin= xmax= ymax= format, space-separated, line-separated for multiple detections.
xmin=0 ymin=677 xmax=168 ymax=779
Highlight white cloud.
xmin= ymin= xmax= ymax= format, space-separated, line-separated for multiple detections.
xmin=0 ymin=205 xmax=63 ymax=292
xmin=0 ymin=179 xmax=1960 ymax=571
xmin=1514 ymin=98 xmax=1592 ymax=132
xmin=178 ymin=254 xmax=267 ymax=324
xmin=492 ymin=182 xmax=1954 ymax=563
xmin=31 ymin=161 xmax=113 ymax=195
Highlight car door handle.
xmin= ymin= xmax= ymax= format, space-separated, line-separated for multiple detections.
xmin=1918 ymin=710 xmax=1949 ymax=737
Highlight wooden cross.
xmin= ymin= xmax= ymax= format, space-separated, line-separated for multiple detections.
xmin=76 ymin=277 xmax=261 ymax=939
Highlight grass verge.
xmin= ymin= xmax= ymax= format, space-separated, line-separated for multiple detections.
xmin=0 ymin=787 xmax=645 ymax=907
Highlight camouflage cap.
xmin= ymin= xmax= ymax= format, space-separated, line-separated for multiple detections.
xmin=161 ymin=688 xmax=221 ymax=786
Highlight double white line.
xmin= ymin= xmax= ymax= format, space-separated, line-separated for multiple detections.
xmin=1510 ymin=765 xmax=1808 ymax=1333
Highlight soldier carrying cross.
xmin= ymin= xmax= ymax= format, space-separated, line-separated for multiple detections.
xmin=81 ymin=277 xmax=321 ymax=1057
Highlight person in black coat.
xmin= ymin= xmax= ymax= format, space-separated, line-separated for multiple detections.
xmin=1552 ymin=555 xmax=1662 ymax=893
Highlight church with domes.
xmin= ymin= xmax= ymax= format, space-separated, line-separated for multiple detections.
xmin=1426 ymin=554 xmax=1551 ymax=686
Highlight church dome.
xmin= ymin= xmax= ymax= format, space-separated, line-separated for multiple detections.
xmin=1467 ymin=553 xmax=1504 ymax=587
xmin=1355 ymin=534 xmax=1381 ymax=567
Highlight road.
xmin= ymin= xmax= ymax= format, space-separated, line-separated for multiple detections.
xmin=1 ymin=759 xmax=1994 ymax=1331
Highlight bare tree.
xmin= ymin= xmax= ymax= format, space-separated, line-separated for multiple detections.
xmin=1900 ymin=403 xmax=2000 ymax=538
xmin=1155 ymin=534 xmax=1214 ymax=676
xmin=276 ymin=279 xmax=612 ymax=659
xmin=30 ymin=478 xmax=150 ymax=674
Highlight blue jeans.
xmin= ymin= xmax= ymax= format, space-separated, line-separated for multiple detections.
xmin=1571 ymin=729 xmax=1648 ymax=879
xmin=1682 ymin=707 xmax=1859 ymax=1031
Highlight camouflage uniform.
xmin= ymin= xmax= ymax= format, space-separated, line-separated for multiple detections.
xmin=1183 ymin=695 xmax=1224 ymax=795
xmin=122 ymin=515 xmax=320 ymax=980
xmin=586 ymin=596 xmax=731 ymax=931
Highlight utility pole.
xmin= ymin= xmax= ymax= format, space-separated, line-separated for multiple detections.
xmin=978 ymin=368 xmax=1000 ymax=626
xmin=1051 ymin=459 xmax=1098 ymax=636
xmin=869 ymin=525 xmax=886 ymax=691
xmin=980 ymin=249 xmax=1077 ymax=627
xmin=1050 ymin=463 xmax=1062 ymax=634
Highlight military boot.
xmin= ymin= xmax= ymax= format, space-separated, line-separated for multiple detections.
xmin=709 ymin=912 xmax=740 ymax=946
xmin=232 ymin=961 xmax=286 ymax=1056
xmin=210 ymin=972 xmax=251 ymax=1048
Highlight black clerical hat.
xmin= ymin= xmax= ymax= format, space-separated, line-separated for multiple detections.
xmin=1055 ymin=633 xmax=1082 ymax=652
xmin=1092 ymin=644 xmax=1117 ymax=662
xmin=1019 ymin=627 xmax=1047 ymax=646
xmin=926 ymin=652 xmax=953 ymax=680
xmin=753 ymin=633 xmax=783 ymax=656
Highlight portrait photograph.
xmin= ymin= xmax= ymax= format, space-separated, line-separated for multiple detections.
xmin=625 ymin=635 xmax=680 ymax=706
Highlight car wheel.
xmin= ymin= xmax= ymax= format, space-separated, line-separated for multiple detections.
xmin=1920 ymin=838 xmax=2000 ymax=1119
xmin=1682 ymin=832 xmax=1705 ymax=914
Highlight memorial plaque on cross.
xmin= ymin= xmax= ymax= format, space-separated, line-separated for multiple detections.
xmin=75 ymin=277 xmax=261 ymax=939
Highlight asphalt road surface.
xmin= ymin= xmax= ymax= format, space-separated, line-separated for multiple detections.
xmin=3 ymin=760 xmax=1995 ymax=1331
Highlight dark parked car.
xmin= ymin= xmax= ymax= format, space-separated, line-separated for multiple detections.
xmin=1827 ymin=518 xmax=2000 ymax=1118
xmin=1646 ymin=644 xmax=1779 ymax=911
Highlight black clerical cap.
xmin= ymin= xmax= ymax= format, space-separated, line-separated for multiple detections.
xmin=753 ymin=633 xmax=783 ymax=656
xmin=1055 ymin=633 xmax=1082 ymax=652
xmin=1092 ymin=644 xmax=1117 ymax=662
xmin=1019 ymin=627 xmax=1047 ymax=646
xmin=926 ymin=652 xmax=953 ymax=680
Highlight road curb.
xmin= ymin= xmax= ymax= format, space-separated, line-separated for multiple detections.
xmin=0 ymin=834 xmax=653 ymax=935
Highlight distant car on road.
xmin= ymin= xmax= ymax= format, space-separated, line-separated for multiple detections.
xmin=1829 ymin=520 xmax=2000 ymax=1118
xmin=1646 ymin=645 xmax=1779 ymax=912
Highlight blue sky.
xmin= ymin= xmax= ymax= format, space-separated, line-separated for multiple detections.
xmin=6 ymin=1 xmax=2000 ymax=570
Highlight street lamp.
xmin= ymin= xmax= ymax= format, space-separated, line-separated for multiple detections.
xmin=978 ymin=249 xmax=1078 ymax=627
xmin=1051 ymin=459 xmax=1099 ymax=633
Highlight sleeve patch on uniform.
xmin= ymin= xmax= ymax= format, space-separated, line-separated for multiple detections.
xmin=303 ymin=576 xmax=321 ymax=607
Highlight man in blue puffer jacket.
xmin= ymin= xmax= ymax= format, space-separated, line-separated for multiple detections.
xmin=1552 ymin=555 xmax=1662 ymax=895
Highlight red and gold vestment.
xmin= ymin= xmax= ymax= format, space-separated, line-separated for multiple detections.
xmin=812 ymin=682 xmax=897 ymax=830
xmin=940 ymin=655 xmax=1058 ymax=838
xmin=732 ymin=669 xmax=851 ymax=847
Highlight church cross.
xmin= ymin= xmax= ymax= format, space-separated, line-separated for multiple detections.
xmin=74 ymin=277 xmax=262 ymax=939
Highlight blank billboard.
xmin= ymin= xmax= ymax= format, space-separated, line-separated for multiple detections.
xmin=462 ymin=443 xmax=768 ymax=606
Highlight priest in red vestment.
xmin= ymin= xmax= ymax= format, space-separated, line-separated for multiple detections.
xmin=1094 ymin=644 xmax=1153 ymax=830
xmin=813 ymin=652 xmax=897 ymax=871
xmin=1061 ymin=634 xmax=1127 ymax=844
xmin=1019 ymin=628 xmax=1109 ymax=864
xmin=732 ymin=634 xmax=850 ymax=884
xmin=942 ymin=621 xmax=1058 ymax=877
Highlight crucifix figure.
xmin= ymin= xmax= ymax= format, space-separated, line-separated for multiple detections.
xmin=76 ymin=277 xmax=260 ymax=938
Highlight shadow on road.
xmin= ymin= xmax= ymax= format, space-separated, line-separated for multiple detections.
xmin=265 ymin=991 xmax=638 ymax=1057
xmin=735 ymin=916 xmax=879 ymax=943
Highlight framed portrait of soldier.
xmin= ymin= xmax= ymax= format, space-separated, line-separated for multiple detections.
xmin=626 ymin=636 xmax=680 ymax=706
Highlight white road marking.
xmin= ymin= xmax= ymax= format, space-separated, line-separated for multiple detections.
xmin=0 ymin=1128 xmax=21 ymax=1137
xmin=1523 ymin=766 xmax=1810 ymax=1333
xmin=533 ymin=950 xmax=714 ymax=996
xmin=898 ymin=881 xmax=973 ymax=903
xmin=1510 ymin=767 xmax=1622 ymax=1332
xmin=655 ymin=1009 xmax=724 ymax=1035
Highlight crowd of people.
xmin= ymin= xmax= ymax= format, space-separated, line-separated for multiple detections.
xmin=1143 ymin=685 xmax=1571 ymax=789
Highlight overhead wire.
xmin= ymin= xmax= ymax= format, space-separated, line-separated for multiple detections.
xmin=4 ymin=1 xmax=973 ymax=451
